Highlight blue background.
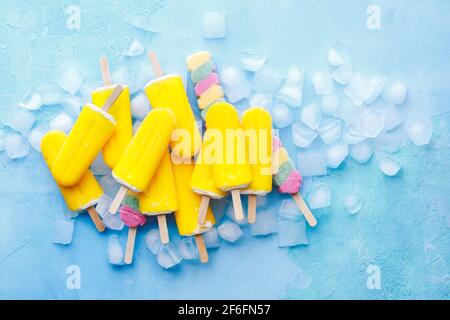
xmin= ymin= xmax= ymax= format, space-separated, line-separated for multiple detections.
xmin=0 ymin=0 xmax=449 ymax=299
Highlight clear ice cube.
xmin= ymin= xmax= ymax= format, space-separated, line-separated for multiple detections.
xmin=312 ymin=71 xmax=335 ymax=95
xmin=344 ymin=73 xmax=372 ymax=106
xmin=325 ymin=142 xmax=348 ymax=168
xmin=301 ymin=103 xmax=322 ymax=130
xmin=331 ymin=63 xmax=354 ymax=85
xmin=156 ymin=244 xmax=182 ymax=269
xmin=344 ymin=194 xmax=362 ymax=214
xmin=279 ymin=199 xmax=302 ymax=219
xmin=317 ymin=118 xmax=342 ymax=144
xmin=131 ymin=93 xmax=151 ymax=120
xmin=177 ymin=238 xmax=199 ymax=260
xmin=292 ymin=122 xmax=318 ymax=148
xmin=366 ymin=76 xmax=388 ymax=105
xmin=240 ymin=52 xmax=267 ymax=72
xmin=202 ymin=11 xmax=226 ymax=39
xmin=95 ymin=194 xmax=113 ymax=217
xmin=349 ymin=141 xmax=373 ymax=164
xmin=357 ymin=108 xmax=385 ymax=138
xmin=4 ymin=107 xmax=36 ymax=135
xmin=4 ymin=133 xmax=30 ymax=159
xmin=320 ymin=94 xmax=340 ymax=115
xmin=217 ymin=222 xmax=243 ymax=243
xmin=277 ymin=218 xmax=308 ymax=247
xmin=382 ymin=81 xmax=407 ymax=105
xmin=249 ymin=93 xmax=273 ymax=109
xmin=53 ymin=219 xmax=74 ymax=245
xmin=123 ymin=39 xmax=145 ymax=57
xmin=378 ymin=154 xmax=401 ymax=176
xmin=276 ymin=86 xmax=302 ymax=108
xmin=49 ymin=113 xmax=73 ymax=133
xmin=27 ymin=125 xmax=49 ymax=152
xmin=220 ymin=66 xmax=246 ymax=87
xmin=19 ymin=87 xmax=42 ymax=110
xmin=297 ymin=150 xmax=328 ymax=177
xmin=106 ymin=235 xmax=124 ymax=265
xmin=251 ymin=66 xmax=283 ymax=94
xmin=145 ymin=229 xmax=162 ymax=254
xmin=250 ymin=208 xmax=278 ymax=236
xmin=203 ymin=227 xmax=221 ymax=249
xmin=61 ymin=95 xmax=82 ymax=117
xmin=58 ymin=65 xmax=84 ymax=95
xmin=405 ymin=118 xmax=433 ymax=146
xmin=38 ymin=83 xmax=65 ymax=105
xmin=271 ymin=104 xmax=293 ymax=129
xmin=224 ymin=81 xmax=251 ymax=103
xmin=308 ymin=183 xmax=331 ymax=209
xmin=328 ymin=42 xmax=351 ymax=66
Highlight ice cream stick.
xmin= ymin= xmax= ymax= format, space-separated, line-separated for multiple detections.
xmin=124 ymin=227 xmax=137 ymax=264
xmin=198 ymin=195 xmax=210 ymax=225
xmin=291 ymin=193 xmax=317 ymax=227
xmin=231 ymin=189 xmax=244 ymax=221
xmin=86 ymin=206 xmax=105 ymax=232
xmin=157 ymin=215 xmax=169 ymax=244
xmin=247 ymin=195 xmax=257 ymax=224
xmin=109 ymin=185 xmax=128 ymax=214
xmin=148 ymin=51 xmax=164 ymax=78
xmin=100 ymin=56 xmax=112 ymax=86
xmin=101 ymin=85 xmax=123 ymax=112
xmin=194 ymin=234 xmax=209 ymax=263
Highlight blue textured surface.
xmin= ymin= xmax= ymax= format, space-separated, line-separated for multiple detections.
xmin=0 ymin=0 xmax=449 ymax=299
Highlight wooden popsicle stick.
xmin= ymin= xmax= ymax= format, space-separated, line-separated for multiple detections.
xmin=247 ymin=195 xmax=257 ymax=224
xmin=100 ymin=56 xmax=112 ymax=86
xmin=101 ymin=85 xmax=123 ymax=112
xmin=231 ymin=189 xmax=244 ymax=221
xmin=291 ymin=193 xmax=317 ymax=227
xmin=86 ymin=206 xmax=106 ymax=232
xmin=194 ymin=234 xmax=209 ymax=263
xmin=198 ymin=195 xmax=210 ymax=225
xmin=124 ymin=227 xmax=137 ymax=264
xmin=108 ymin=185 xmax=128 ymax=214
xmin=148 ymin=51 xmax=164 ymax=78
xmin=157 ymin=214 xmax=170 ymax=244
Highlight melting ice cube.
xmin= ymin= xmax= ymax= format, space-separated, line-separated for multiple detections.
xmin=344 ymin=73 xmax=372 ymax=106
xmin=103 ymin=212 xmax=125 ymax=231
xmin=382 ymin=81 xmax=407 ymax=105
xmin=301 ymin=103 xmax=322 ymax=130
xmin=145 ymin=229 xmax=162 ymax=254
xmin=19 ymin=87 xmax=42 ymax=110
xmin=331 ymin=63 xmax=354 ymax=85
xmin=271 ymin=104 xmax=293 ymax=129
xmin=53 ymin=219 xmax=74 ymax=245
xmin=4 ymin=133 xmax=30 ymax=159
xmin=285 ymin=66 xmax=304 ymax=87
xmin=325 ymin=142 xmax=348 ymax=169
xmin=380 ymin=104 xmax=403 ymax=132
xmin=240 ymin=52 xmax=267 ymax=72
xmin=251 ymin=66 xmax=283 ymax=94
xmin=308 ymin=183 xmax=331 ymax=209
xmin=177 ymin=238 xmax=199 ymax=260
xmin=250 ymin=208 xmax=278 ymax=236
xmin=378 ymin=154 xmax=401 ymax=176
xmin=156 ymin=244 xmax=182 ymax=269
xmin=58 ymin=65 xmax=84 ymax=95
xmin=297 ymin=150 xmax=327 ymax=177
xmin=123 ymin=39 xmax=145 ymax=57
xmin=357 ymin=108 xmax=385 ymax=138
xmin=317 ymin=118 xmax=342 ymax=144
xmin=203 ymin=227 xmax=221 ymax=249
xmin=350 ymin=141 xmax=373 ymax=164
xmin=276 ymin=86 xmax=302 ymax=108
xmin=27 ymin=125 xmax=49 ymax=152
xmin=320 ymin=94 xmax=340 ymax=115
xmin=49 ymin=113 xmax=73 ymax=133
xmin=366 ymin=76 xmax=388 ymax=105
xmin=312 ymin=71 xmax=334 ymax=95
xmin=218 ymin=222 xmax=243 ymax=243
xmin=405 ymin=118 xmax=433 ymax=146
xmin=107 ymin=235 xmax=124 ymax=265
xmin=4 ymin=107 xmax=36 ymax=135
xmin=342 ymin=124 xmax=366 ymax=145
xmin=292 ymin=122 xmax=318 ymax=148
xmin=277 ymin=218 xmax=308 ymax=247
xmin=220 ymin=66 xmax=246 ymax=87
xmin=328 ymin=42 xmax=351 ymax=66
xmin=131 ymin=93 xmax=151 ymax=120
xmin=202 ymin=11 xmax=226 ymax=39
xmin=344 ymin=194 xmax=362 ymax=214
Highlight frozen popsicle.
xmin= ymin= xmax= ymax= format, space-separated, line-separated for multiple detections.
xmin=108 ymin=108 xmax=176 ymax=214
xmin=241 ymin=107 xmax=273 ymax=224
xmin=41 ymin=130 xmax=105 ymax=232
xmin=272 ymin=135 xmax=317 ymax=227
xmin=91 ymin=57 xmax=133 ymax=168
xmin=204 ymin=101 xmax=254 ymax=221
xmin=51 ymin=85 xmax=123 ymax=187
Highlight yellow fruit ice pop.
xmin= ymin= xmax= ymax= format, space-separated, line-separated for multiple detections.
xmin=41 ymin=130 xmax=105 ymax=232
xmin=241 ymin=107 xmax=273 ymax=223
xmin=52 ymin=86 xmax=123 ymax=187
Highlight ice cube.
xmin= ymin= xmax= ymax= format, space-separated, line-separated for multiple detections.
xmin=112 ymin=67 xmax=137 ymax=93
xmin=350 ymin=141 xmax=373 ymax=164
xmin=177 ymin=238 xmax=199 ymax=260
xmin=123 ymin=39 xmax=144 ymax=57
xmin=103 ymin=212 xmax=125 ymax=231
xmin=276 ymin=86 xmax=302 ymax=108
xmin=308 ymin=183 xmax=331 ymax=209
xmin=240 ymin=52 xmax=267 ymax=72
xmin=331 ymin=63 xmax=354 ymax=85
xmin=378 ymin=154 xmax=401 ymax=176
xmin=344 ymin=194 xmax=362 ymax=214
xmin=38 ymin=84 xmax=64 ymax=105
xmin=4 ymin=133 xmax=30 ymax=159
xmin=95 ymin=194 xmax=113 ymax=218
xmin=156 ymin=244 xmax=182 ymax=269
xmin=249 ymin=93 xmax=273 ymax=109
xmin=366 ymin=76 xmax=388 ymax=105
xmin=53 ymin=219 xmax=74 ymax=245
xmin=297 ymin=150 xmax=327 ymax=177
xmin=279 ymin=199 xmax=302 ymax=219
xmin=19 ymin=87 xmax=42 ymax=110
xmin=132 ymin=121 xmax=141 ymax=134
xmin=130 ymin=93 xmax=150 ymax=120
xmin=292 ymin=122 xmax=318 ymax=148
xmin=225 ymin=203 xmax=247 ymax=225
xmin=251 ymin=66 xmax=283 ymax=94
xmin=285 ymin=66 xmax=304 ymax=87
xmin=277 ymin=218 xmax=308 ymax=247
xmin=271 ymin=104 xmax=293 ymax=129
xmin=320 ymin=94 xmax=340 ymax=115
xmin=79 ymin=81 xmax=102 ymax=103
xmin=27 ymin=125 xmax=49 ymax=152
xmin=405 ymin=118 xmax=433 ymax=146
xmin=250 ymin=208 xmax=278 ymax=236
xmin=202 ymin=11 xmax=226 ymax=39
xmin=220 ymin=66 xmax=246 ymax=87
xmin=61 ymin=95 xmax=82 ymax=117
xmin=91 ymin=154 xmax=110 ymax=176
xmin=383 ymin=81 xmax=407 ymax=105
xmin=106 ymin=235 xmax=124 ymax=265
xmin=312 ymin=71 xmax=334 ymax=95
xmin=49 ymin=113 xmax=73 ymax=133
xmin=381 ymin=104 xmax=403 ymax=131
xmin=335 ymin=99 xmax=361 ymax=125
xmin=4 ymin=108 xmax=36 ymax=135
xmin=328 ymin=42 xmax=351 ymax=66
xmin=375 ymin=129 xmax=408 ymax=154
xmin=203 ymin=227 xmax=221 ymax=249
xmin=145 ymin=229 xmax=162 ymax=254
xmin=99 ymin=174 xmax=120 ymax=198
xmin=224 ymin=81 xmax=251 ymax=103
xmin=342 ymin=125 xmax=366 ymax=144
xmin=217 ymin=222 xmax=243 ymax=243
xmin=317 ymin=118 xmax=342 ymax=144
xmin=300 ymin=104 xmax=322 ymax=130
xmin=210 ymin=198 xmax=230 ymax=223
xmin=58 ymin=66 xmax=84 ymax=95
xmin=357 ymin=108 xmax=385 ymax=138
xmin=344 ymin=73 xmax=372 ymax=106
xmin=325 ymin=142 xmax=348 ymax=168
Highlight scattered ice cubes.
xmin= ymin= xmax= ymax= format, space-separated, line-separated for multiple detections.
xmin=366 ymin=76 xmax=388 ymax=105
xmin=27 ymin=125 xmax=49 ymax=152
xmin=224 ymin=81 xmax=251 ymax=103
xmin=344 ymin=73 xmax=372 ymax=106
xmin=325 ymin=142 xmax=348 ymax=168
xmin=292 ymin=122 xmax=318 ymax=148
xmin=156 ymin=244 xmax=182 ymax=269
xmin=4 ymin=108 xmax=35 ymax=135
xmin=217 ymin=222 xmax=243 ymax=243
xmin=240 ymin=52 xmax=267 ymax=72
xmin=61 ymin=95 xmax=82 ymax=117
xmin=123 ymin=39 xmax=145 ymax=57
xmin=277 ymin=218 xmax=308 ymax=248
xmin=344 ymin=194 xmax=362 ymax=214
xmin=297 ymin=150 xmax=327 ymax=177
xmin=320 ymin=94 xmax=340 ymax=115
xmin=203 ymin=227 xmax=221 ymax=249
xmin=301 ymin=104 xmax=322 ymax=130
xmin=317 ymin=118 xmax=342 ymax=144
xmin=378 ymin=154 xmax=401 ymax=176
xmin=53 ymin=219 xmax=74 ymax=245
xmin=19 ymin=87 xmax=42 ymax=110
xmin=176 ymin=238 xmax=199 ymax=260
xmin=357 ymin=108 xmax=385 ymax=138
xmin=331 ymin=63 xmax=354 ymax=85
xmin=145 ymin=229 xmax=162 ymax=254
xmin=250 ymin=208 xmax=278 ymax=236
xmin=91 ymin=154 xmax=110 ymax=176
xmin=349 ymin=141 xmax=373 ymax=164
xmin=308 ymin=183 xmax=331 ymax=209
xmin=251 ymin=66 xmax=283 ymax=94
xmin=381 ymin=104 xmax=403 ymax=131
xmin=38 ymin=83 xmax=65 ymax=105
xmin=99 ymin=174 xmax=120 ymax=198
xmin=95 ymin=194 xmax=113 ymax=217
xmin=4 ymin=133 xmax=30 ymax=159
xmin=220 ymin=66 xmax=246 ymax=87
xmin=58 ymin=66 xmax=83 ymax=95
xmin=130 ymin=93 xmax=150 ymax=120
xmin=271 ymin=104 xmax=293 ymax=129
xmin=405 ymin=118 xmax=433 ymax=146
xmin=49 ymin=113 xmax=73 ymax=133
xmin=279 ymin=199 xmax=302 ymax=219
xmin=276 ymin=86 xmax=302 ymax=108
xmin=383 ymin=81 xmax=407 ymax=105
xmin=328 ymin=42 xmax=351 ymax=66
xmin=106 ymin=235 xmax=124 ymax=265
xmin=312 ymin=71 xmax=334 ymax=95
xmin=202 ymin=11 xmax=226 ymax=39
xmin=249 ymin=93 xmax=273 ymax=109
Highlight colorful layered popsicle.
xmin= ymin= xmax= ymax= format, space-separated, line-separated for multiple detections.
xmin=272 ymin=136 xmax=317 ymax=227
xmin=41 ymin=130 xmax=105 ymax=232
xmin=51 ymin=86 xmax=123 ymax=187
xmin=241 ymin=107 xmax=273 ymax=223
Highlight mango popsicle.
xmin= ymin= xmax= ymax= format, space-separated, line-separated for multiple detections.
xmin=41 ymin=130 xmax=105 ymax=232
xmin=241 ymin=107 xmax=273 ymax=224
xmin=51 ymin=86 xmax=123 ymax=187
xmin=204 ymin=101 xmax=253 ymax=221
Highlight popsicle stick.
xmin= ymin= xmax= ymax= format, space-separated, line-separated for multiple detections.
xmin=247 ymin=195 xmax=257 ymax=224
xmin=101 ymin=85 xmax=123 ymax=112
xmin=99 ymin=56 xmax=112 ymax=86
xmin=291 ymin=193 xmax=317 ymax=227
xmin=198 ymin=195 xmax=210 ymax=225
xmin=194 ymin=234 xmax=209 ymax=263
xmin=86 ymin=206 xmax=106 ymax=232
xmin=124 ymin=227 xmax=137 ymax=264
xmin=109 ymin=185 xmax=128 ymax=214
xmin=157 ymin=215 xmax=169 ymax=244
xmin=148 ymin=51 xmax=164 ymax=78
xmin=231 ymin=189 xmax=244 ymax=221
